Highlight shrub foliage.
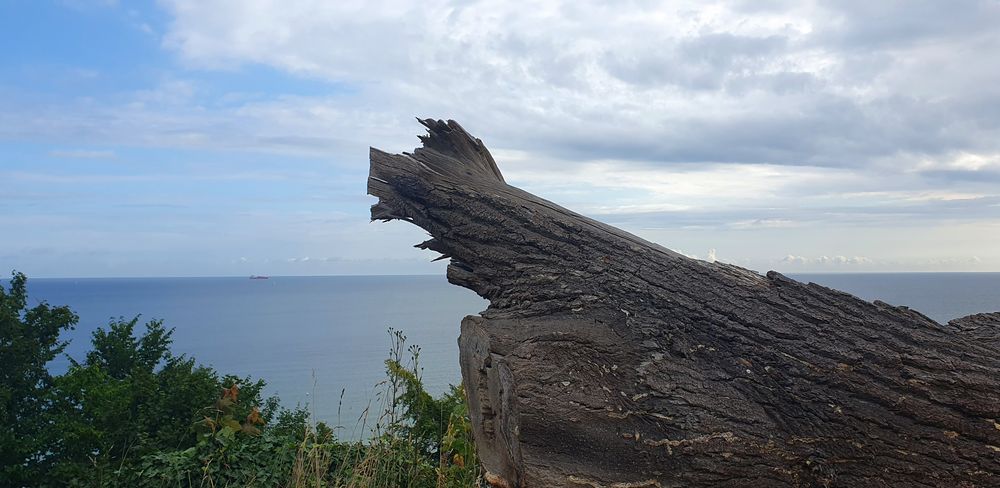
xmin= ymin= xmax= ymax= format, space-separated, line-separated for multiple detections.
xmin=0 ymin=272 xmax=481 ymax=487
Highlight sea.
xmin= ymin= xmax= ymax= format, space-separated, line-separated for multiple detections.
xmin=17 ymin=273 xmax=1000 ymax=432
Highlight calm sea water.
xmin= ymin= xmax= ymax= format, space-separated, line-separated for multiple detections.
xmin=18 ymin=273 xmax=1000 ymax=429
xmin=22 ymin=275 xmax=487 ymax=433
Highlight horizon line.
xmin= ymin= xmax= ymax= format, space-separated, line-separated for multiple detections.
xmin=10 ymin=270 xmax=1000 ymax=280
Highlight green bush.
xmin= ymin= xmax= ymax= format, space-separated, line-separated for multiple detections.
xmin=0 ymin=272 xmax=482 ymax=487
xmin=1 ymin=271 xmax=78 ymax=485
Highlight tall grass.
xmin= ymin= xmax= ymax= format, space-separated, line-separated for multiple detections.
xmin=283 ymin=328 xmax=482 ymax=488
xmin=125 ymin=329 xmax=481 ymax=488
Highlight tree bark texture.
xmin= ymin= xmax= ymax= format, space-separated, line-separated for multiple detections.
xmin=367 ymin=119 xmax=1000 ymax=487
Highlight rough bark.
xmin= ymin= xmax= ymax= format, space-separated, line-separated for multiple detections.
xmin=367 ymin=119 xmax=1000 ymax=487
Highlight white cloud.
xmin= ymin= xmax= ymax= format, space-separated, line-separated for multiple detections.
xmin=728 ymin=219 xmax=797 ymax=230
xmin=143 ymin=2 xmax=1000 ymax=240
xmin=48 ymin=149 xmax=117 ymax=159
xmin=780 ymin=254 xmax=872 ymax=266
xmin=4 ymin=1 xmax=1000 ymax=274
xmin=911 ymin=152 xmax=1000 ymax=172
xmin=156 ymin=0 xmax=1000 ymax=171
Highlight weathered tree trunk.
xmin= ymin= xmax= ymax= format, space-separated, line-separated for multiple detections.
xmin=367 ymin=119 xmax=1000 ymax=487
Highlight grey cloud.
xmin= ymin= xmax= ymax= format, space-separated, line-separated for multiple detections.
xmin=487 ymin=88 xmax=999 ymax=172
xmin=10 ymin=0 xmax=999 ymax=176
xmin=813 ymin=0 xmax=1000 ymax=51
xmin=919 ymin=169 xmax=1000 ymax=184
xmin=729 ymin=0 xmax=799 ymax=14
xmin=602 ymin=33 xmax=790 ymax=91
xmin=503 ymin=95 xmax=888 ymax=166
xmin=597 ymin=193 xmax=1000 ymax=232
xmin=5 ymin=0 xmax=1000 ymax=274
xmin=723 ymin=71 xmax=819 ymax=96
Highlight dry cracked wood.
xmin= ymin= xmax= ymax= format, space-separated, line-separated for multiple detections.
xmin=367 ymin=119 xmax=1000 ymax=487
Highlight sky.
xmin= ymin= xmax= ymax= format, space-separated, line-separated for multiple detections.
xmin=1 ymin=0 xmax=999 ymax=278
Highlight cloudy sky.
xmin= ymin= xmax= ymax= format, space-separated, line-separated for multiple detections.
xmin=2 ymin=0 xmax=999 ymax=277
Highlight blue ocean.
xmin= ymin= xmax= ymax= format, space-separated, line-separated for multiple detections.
xmin=19 ymin=273 xmax=1000 ymax=429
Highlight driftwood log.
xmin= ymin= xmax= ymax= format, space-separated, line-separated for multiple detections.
xmin=367 ymin=119 xmax=1000 ymax=487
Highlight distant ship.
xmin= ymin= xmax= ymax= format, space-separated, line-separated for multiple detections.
xmin=249 ymin=275 xmax=269 ymax=280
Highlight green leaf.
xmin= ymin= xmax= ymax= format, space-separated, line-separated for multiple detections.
xmin=222 ymin=418 xmax=242 ymax=432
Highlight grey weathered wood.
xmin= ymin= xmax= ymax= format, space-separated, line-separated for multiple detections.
xmin=368 ymin=119 xmax=1000 ymax=487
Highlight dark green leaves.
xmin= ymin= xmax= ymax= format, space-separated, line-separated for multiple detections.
xmin=0 ymin=271 xmax=78 ymax=485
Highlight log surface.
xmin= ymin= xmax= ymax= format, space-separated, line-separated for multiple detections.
xmin=368 ymin=119 xmax=1000 ymax=487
